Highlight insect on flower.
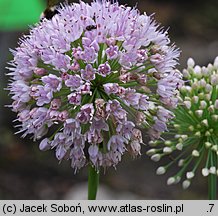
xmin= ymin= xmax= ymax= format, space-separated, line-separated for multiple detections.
xmin=40 ymin=0 xmax=59 ymax=20
xmin=86 ymin=25 xmax=97 ymax=31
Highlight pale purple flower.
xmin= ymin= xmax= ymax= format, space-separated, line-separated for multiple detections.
xmin=39 ymin=138 xmax=51 ymax=151
xmin=78 ymin=82 xmax=91 ymax=95
xmin=136 ymin=94 xmax=149 ymax=110
xmin=149 ymin=106 xmax=174 ymax=140
xmin=65 ymin=75 xmax=83 ymax=89
xmin=97 ymin=62 xmax=111 ymax=76
xmin=81 ymin=47 xmax=97 ymax=63
xmin=76 ymin=103 xmax=94 ymax=124
xmin=82 ymin=38 xmax=99 ymax=52
xmin=58 ymin=110 xmax=69 ymax=121
xmin=52 ymin=52 xmax=71 ymax=72
xmin=47 ymin=110 xmax=60 ymax=121
xmin=8 ymin=0 xmax=181 ymax=171
xmin=137 ymin=49 xmax=148 ymax=63
xmin=42 ymin=74 xmax=62 ymax=92
xmin=107 ymin=135 xmax=127 ymax=153
xmin=153 ymin=119 xmax=167 ymax=132
xmin=106 ymin=45 xmax=119 ymax=59
xmin=150 ymin=53 xmax=164 ymax=65
xmin=157 ymin=70 xmax=183 ymax=108
xmin=10 ymin=80 xmax=31 ymax=103
xmin=17 ymin=109 xmax=30 ymax=122
xmin=68 ymin=92 xmax=81 ymax=105
xmin=121 ymin=89 xmax=147 ymax=109
xmin=88 ymin=145 xmax=99 ymax=165
xmin=103 ymin=83 xmax=119 ymax=95
xmin=72 ymin=47 xmax=83 ymax=60
xmin=116 ymin=121 xmax=135 ymax=140
xmin=51 ymin=133 xmax=73 ymax=160
xmin=63 ymin=118 xmax=81 ymax=136
xmin=106 ymin=100 xmax=127 ymax=122
xmin=87 ymin=129 xmax=103 ymax=144
xmin=34 ymin=68 xmax=46 ymax=76
xmin=119 ymin=52 xmax=138 ymax=68
xmin=19 ymin=107 xmax=49 ymax=140
xmin=30 ymin=85 xmax=53 ymax=106
xmin=50 ymin=99 xmax=62 ymax=110
xmin=81 ymin=64 xmax=96 ymax=81
xmin=128 ymin=129 xmax=143 ymax=157
xmin=69 ymin=61 xmax=80 ymax=71
xmin=70 ymin=145 xmax=86 ymax=170
xmin=157 ymin=107 xmax=174 ymax=122
xmin=91 ymin=118 xmax=109 ymax=132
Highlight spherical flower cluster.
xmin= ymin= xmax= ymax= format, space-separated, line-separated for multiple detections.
xmin=148 ymin=57 xmax=218 ymax=189
xmin=7 ymin=1 xmax=181 ymax=171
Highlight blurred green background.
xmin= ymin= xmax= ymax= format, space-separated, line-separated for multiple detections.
xmin=0 ymin=0 xmax=218 ymax=199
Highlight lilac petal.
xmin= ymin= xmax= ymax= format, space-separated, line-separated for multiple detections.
xmin=39 ymin=138 xmax=51 ymax=151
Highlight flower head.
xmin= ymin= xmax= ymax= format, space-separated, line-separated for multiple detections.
xmin=7 ymin=1 xmax=181 ymax=171
xmin=148 ymin=57 xmax=218 ymax=188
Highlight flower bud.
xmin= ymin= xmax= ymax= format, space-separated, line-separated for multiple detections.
xmin=156 ymin=166 xmax=166 ymax=175
xmin=201 ymin=119 xmax=209 ymax=127
xmin=205 ymin=93 xmax=211 ymax=101
xmin=182 ymin=180 xmax=191 ymax=189
xmin=205 ymin=142 xmax=212 ymax=148
xmin=192 ymin=150 xmax=200 ymax=157
xmin=199 ymin=79 xmax=206 ymax=87
xmin=186 ymin=171 xmax=195 ymax=179
xmin=39 ymin=138 xmax=50 ymax=151
xmin=176 ymin=143 xmax=183 ymax=150
xmin=205 ymin=131 xmax=211 ymax=136
xmin=201 ymin=66 xmax=208 ymax=76
xmin=211 ymin=74 xmax=218 ymax=85
xmin=146 ymin=149 xmax=156 ymax=156
xmin=175 ymin=176 xmax=181 ymax=184
xmin=167 ymin=177 xmax=176 ymax=185
xmin=195 ymin=131 xmax=201 ymax=137
xmin=184 ymin=101 xmax=191 ymax=109
xmin=205 ymin=84 xmax=212 ymax=93
xmin=151 ymin=154 xmax=161 ymax=162
xmin=192 ymin=96 xmax=199 ymax=104
xmin=195 ymin=110 xmax=203 ymax=118
xmin=212 ymin=145 xmax=218 ymax=151
xmin=200 ymin=101 xmax=207 ymax=109
xmin=210 ymin=166 xmax=216 ymax=174
xmin=187 ymin=58 xmax=195 ymax=68
xmin=178 ymin=159 xmax=184 ymax=167
xmin=188 ymin=125 xmax=194 ymax=131
xmin=213 ymin=56 xmax=218 ymax=67
xmin=194 ymin=65 xmax=202 ymax=78
xmin=164 ymin=141 xmax=172 ymax=146
xmin=182 ymin=69 xmax=190 ymax=78
xmin=212 ymin=115 xmax=218 ymax=122
xmin=208 ymin=105 xmax=215 ymax=113
xmin=34 ymin=68 xmax=46 ymax=76
xmin=163 ymin=147 xmax=173 ymax=154
xmin=202 ymin=168 xmax=209 ymax=176
xmin=214 ymin=100 xmax=218 ymax=109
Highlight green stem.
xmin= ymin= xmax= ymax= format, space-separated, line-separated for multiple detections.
xmin=208 ymin=151 xmax=217 ymax=200
xmin=88 ymin=165 xmax=99 ymax=200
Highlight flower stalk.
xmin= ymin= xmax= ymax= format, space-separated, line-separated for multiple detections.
xmin=208 ymin=151 xmax=217 ymax=200
xmin=88 ymin=165 xmax=99 ymax=200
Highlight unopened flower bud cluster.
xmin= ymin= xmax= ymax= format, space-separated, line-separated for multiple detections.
xmin=147 ymin=57 xmax=218 ymax=188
